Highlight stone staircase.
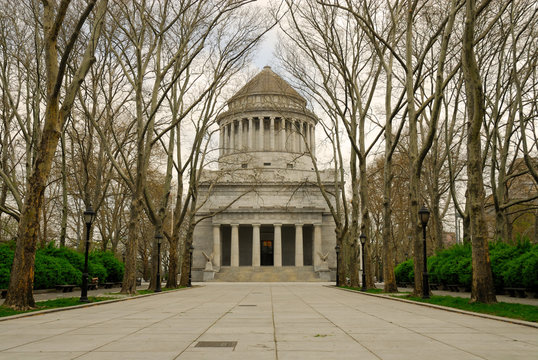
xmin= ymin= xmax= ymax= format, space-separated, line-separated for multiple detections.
xmin=213 ymin=266 xmax=322 ymax=282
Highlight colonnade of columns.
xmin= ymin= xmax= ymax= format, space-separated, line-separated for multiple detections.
xmin=219 ymin=117 xmax=316 ymax=156
xmin=211 ymin=223 xmax=323 ymax=267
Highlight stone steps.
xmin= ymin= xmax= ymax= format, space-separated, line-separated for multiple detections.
xmin=213 ymin=266 xmax=322 ymax=282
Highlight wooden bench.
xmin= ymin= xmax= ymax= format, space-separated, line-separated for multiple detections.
xmin=429 ymin=283 xmax=439 ymax=291
xmin=55 ymin=285 xmax=76 ymax=292
xmin=447 ymin=284 xmax=460 ymax=292
xmin=0 ymin=289 xmax=7 ymax=298
xmin=87 ymin=277 xmax=99 ymax=290
xmin=505 ymin=287 xmax=527 ymax=298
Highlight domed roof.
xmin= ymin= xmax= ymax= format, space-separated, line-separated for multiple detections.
xmin=228 ymin=66 xmax=307 ymax=106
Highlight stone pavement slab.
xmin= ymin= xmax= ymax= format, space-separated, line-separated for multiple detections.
xmin=0 ymin=282 xmax=536 ymax=359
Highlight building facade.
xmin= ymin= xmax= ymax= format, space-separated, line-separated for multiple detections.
xmin=192 ymin=66 xmax=336 ymax=281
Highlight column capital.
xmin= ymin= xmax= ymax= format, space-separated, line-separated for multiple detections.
xmin=231 ymin=223 xmax=239 ymax=227
xmin=252 ymin=223 xmax=261 ymax=227
xmin=295 ymin=223 xmax=304 ymax=227
xmin=274 ymin=223 xmax=282 ymax=227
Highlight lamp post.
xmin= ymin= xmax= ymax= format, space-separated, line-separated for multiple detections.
xmin=360 ymin=233 xmax=367 ymax=291
xmin=155 ymin=232 xmax=163 ymax=293
xmin=335 ymin=244 xmax=340 ymax=286
xmin=188 ymin=244 xmax=194 ymax=287
xmin=80 ymin=204 xmax=95 ymax=303
xmin=419 ymin=205 xmax=431 ymax=299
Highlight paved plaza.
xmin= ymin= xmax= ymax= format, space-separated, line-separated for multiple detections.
xmin=0 ymin=283 xmax=537 ymax=359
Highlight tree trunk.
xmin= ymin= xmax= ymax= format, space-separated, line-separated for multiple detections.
xmin=462 ymin=0 xmax=496 ymax=304
xmin=166 ymin=230 xmax=180 ymax=288
xmin=60 ymin=131 xmax=68 ymax=247
xmin=179 ymin=223 xmax=195 ymax=287
xmin=121 ymin=196 xmax=142 ymax=294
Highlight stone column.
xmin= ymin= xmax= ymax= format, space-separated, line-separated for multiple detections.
xmin=237 ymin=119 xmax=243 ymax=150
xmin=222 ymin=125 xmax=228 ymax=155
xmin=295 ymin=121 xmax=300 ymax=153
xmin=313 ymin=224 xmax=322 ymax=268
xmin=295 ymin=224 xmax=303 ymax=266
xmin=231 ymin=224 xmax=239 ymax=267
xmin=213 ymin=224 xmax=221 ymax=268
xmin=310 ymin=125 xmax=316 ymax=157
xmin=280 ymin=119 xmax=286 ymax=151
xmin=270 ymin=117 xmax=275 ymax=150
xmin=252 ymin=224 xmax=260 ymax=267
xmin=248 ymin=118 xmax=253 ymax=150
xmin=274 ymin=224 xmax=282 ymax=267
xmin=219 ymin=125 xmax=224 ymax=157
xmin=258 ymin=118 xmax=264 ymax=151
xmin=305 ymin=123 xmax=311 ymax=151
xmin=230 ymin=122 xmax=235 ymax=153
xmin=299 ymin=121 xmax=304 ymax=153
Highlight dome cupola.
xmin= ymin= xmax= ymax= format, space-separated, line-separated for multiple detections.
xmin=217 ymin=66 xmax=317 ymax=171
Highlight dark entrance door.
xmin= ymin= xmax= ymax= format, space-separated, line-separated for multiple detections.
xmin=260 ymin=239 xmax=274 ymax=266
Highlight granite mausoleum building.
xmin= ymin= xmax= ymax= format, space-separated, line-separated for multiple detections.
xmin=192 ymin=66 xmax=336 ymax=281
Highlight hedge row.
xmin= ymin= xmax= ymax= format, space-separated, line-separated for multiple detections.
xmin=0 ymin=242 xmax=124 ymax=290
xmin=395 ymin=240 xmax=538 ymax=291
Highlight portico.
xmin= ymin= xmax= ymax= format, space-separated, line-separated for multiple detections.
xmin=212 ymin=222 xmax=322 ymax=268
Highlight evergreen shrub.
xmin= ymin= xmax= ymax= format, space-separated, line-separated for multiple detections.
xmin=394 ymin=259 xmax=414 ymax=284
xmin=394 ymin=239 xmax=538 ymax=291
xmin=90 ymin=251 xmax=124 ymax=282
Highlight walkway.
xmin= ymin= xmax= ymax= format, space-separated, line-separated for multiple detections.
xmin=0 ymin=283 xmax=537 ymax=359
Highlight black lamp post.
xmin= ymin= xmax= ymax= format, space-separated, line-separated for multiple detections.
xmin=80 ymin=204 xmax=95 ymax=303
xmin=419 ymin=205 xmax=431 ymax=299
xmin=360 ymin=233 xmax=367 ymax=291
xmin=188 ymin=244 xmax=194 ymax=287
xmin=335 ymin=244 xmax=340 ymax=286
xmin=155 ymin=232 xmax=163 ymax=293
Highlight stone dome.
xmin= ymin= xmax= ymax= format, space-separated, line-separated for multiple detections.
xmin=227 ymin=66 xmax=307 ymax=109
xmin=217 ymin=66 xmax=317 ymax=172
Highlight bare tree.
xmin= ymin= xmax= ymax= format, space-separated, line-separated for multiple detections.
xmin=4 ymin=0 xmax=108 ymax=310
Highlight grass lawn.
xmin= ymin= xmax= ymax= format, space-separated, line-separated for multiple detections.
xmin=0 ymin=296 xmax=114 ymax=318
xmin=394 ymin=294 xmax=538 ymax=323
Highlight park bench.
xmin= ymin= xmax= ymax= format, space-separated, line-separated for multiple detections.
xmin=447 ymin=284 xmax=460 ymax=292
xmin=136 ymin=278 xmax=142 ymax=286
xmin=115 ymin=282 xmax=122 ymax=288
xmin=88 ymin=277 xmax=99 ymax=291
xmin=505 ymin=287 xmax=527 ymax=298
xmin=1 ymin=289 xmax=7 ymax=298
xmin=429 ymin=283 xmax=439 ymax=290
xmin=102 ymin=282 xmax=115 ymax=289
xmin=55 ymin=284 xmax=76 ymax=292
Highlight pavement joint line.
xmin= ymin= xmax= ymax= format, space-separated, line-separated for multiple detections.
xmin=331 ymin=286 xmax=538 ymax=329
xmin=287 ymin=285 xmax=383 ymax=360
xmin=326 ymin=287 xmax=489 ymax=360
xmin=0 ymin=286 xmax=196 ymax=322
xmin=270 ymin=285 xmax=279 ymax=360
xmin=172 ymin=286 xmax=255 ymax=359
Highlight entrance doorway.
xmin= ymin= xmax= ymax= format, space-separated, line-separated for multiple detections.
xmin=260 ymin=225 xmax=274 ymax=266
